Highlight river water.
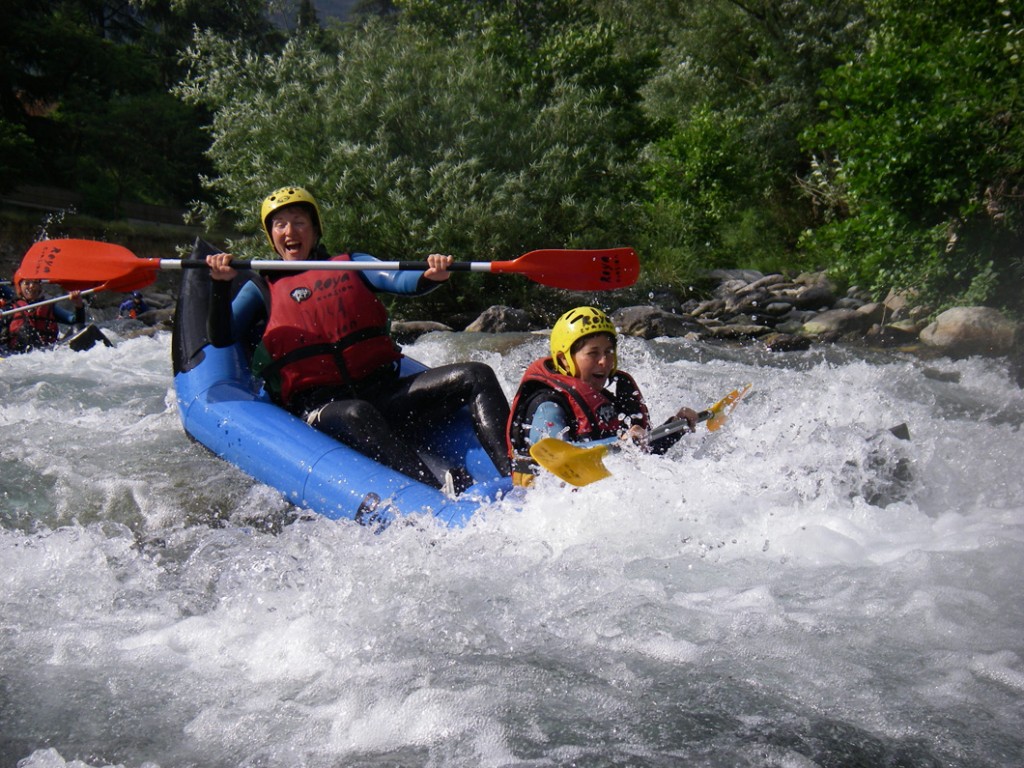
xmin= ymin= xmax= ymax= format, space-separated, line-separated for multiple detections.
xmin=1 ymin=324 xmax=1022 ymax=768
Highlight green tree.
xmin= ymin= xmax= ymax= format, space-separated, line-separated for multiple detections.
xmin=1 ymin=0 xmax=281 ymax=214
xmin=177 ymin=11 xmax=652 ymax=314
xmin=802 ymin=0 xmax=1024 ymax=311
xmin=131 ymin=0 xmax=284 ymax=69
xmin=0 ymin=119 xmax=34 ymax=192
xmin=396 ymin=0 xmax=658 ymax=148
xmin=296 ymin=0 xmax=320 ymax=32
xmin=637 ymin=0 xmax=868 ymax=282
xmin=0 ymin=1 xmax=74 ymax=191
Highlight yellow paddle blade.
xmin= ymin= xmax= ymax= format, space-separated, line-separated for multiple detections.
xmin=706 ymin=383 xmax=752 ymax=432
xmin=529 ymin=438 xmax=612 ymax=487
xmin=529 ymin=384 xmax=752 ymax=486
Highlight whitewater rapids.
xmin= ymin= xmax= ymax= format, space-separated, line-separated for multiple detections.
xmin=1 ymin=328 xmax=1022 ymax=767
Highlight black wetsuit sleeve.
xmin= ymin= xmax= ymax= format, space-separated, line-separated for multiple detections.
xmin=414 ymin=275 xmax=443 ymax=294
xmin=356 ymin=272 xmax=435 ymax=295
xmin=207 ymin=280 xmax=234 ymax=348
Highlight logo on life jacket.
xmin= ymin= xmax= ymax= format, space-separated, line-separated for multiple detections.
xmin=290 ymin=287 xmax=312 ymax=303
xmin=595 ymin=401 xmax=618 ymax=425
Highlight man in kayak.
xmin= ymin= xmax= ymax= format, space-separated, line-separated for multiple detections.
xmin=205 ymin=186 xmax=512 ymax=490
xmin=4 ymin=272 xmax=85 ymax=353
xmin=118 ymin=291 xmax=150 ymax=319
xmin=506 ymin=306 xmax=699 ymax=486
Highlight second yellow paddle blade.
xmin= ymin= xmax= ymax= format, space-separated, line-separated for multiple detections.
xmin=706 ymin=383 xmax=752 ymax=432
xmin=529 ymin=438 xmax=612 ymax=487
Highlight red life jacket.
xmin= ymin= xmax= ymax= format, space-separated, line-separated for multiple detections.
xmin=7 ymin=300 xmax=60 ymax=347
xmin=255 ymin=255 xmax=401 ymax=405
xmin=506 ymin=357 xmax=649 ymax=472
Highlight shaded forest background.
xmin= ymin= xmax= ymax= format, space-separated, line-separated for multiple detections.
xmin=2 ymin=0 xmax=1021 ymax=321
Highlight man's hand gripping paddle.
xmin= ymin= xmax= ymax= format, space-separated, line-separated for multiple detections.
xmin=529 ymin=385 xmax=753 ymax=487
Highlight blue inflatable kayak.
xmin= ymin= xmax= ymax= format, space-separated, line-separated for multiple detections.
xmin=171 ymin=239 xmax=513 ymax=528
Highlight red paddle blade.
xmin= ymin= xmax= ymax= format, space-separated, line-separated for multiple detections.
xmin=17 ymin=239 xmax=161 ymax=292
xmin=492 ymin=247 xmax=639 ymax=291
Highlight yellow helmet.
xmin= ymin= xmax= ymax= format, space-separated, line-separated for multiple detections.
xmin=260 ymin=186 xmax=322 ymax=247
xmin=550 ymin=306 xmax=617 ymax=377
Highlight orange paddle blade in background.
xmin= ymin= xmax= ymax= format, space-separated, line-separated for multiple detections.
xmin=17 ymin=239 xmax=162 ymax=292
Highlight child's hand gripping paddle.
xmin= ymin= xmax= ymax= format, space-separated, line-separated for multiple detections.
xmin=529 ymin=385 xmax=753 ymax=487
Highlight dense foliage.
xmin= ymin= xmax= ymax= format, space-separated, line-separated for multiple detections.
xmin=801 ymin=0 xmax=1024 ymax=312
xmin=3 ymin=0 xmax=1022 ymax=316
xmin=0 ymin=0 xmax=281 ymax=215
xmin=176 ymin=2 xmax=656 ymax=312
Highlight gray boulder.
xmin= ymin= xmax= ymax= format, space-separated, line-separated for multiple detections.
xmin=762 ymin=332 xmax=812 ymax=352
xmin=791 ymin=284 xmax=838 ymax=311
xmin=919 ymin=306 xmax=1019 ymax=357
xmin=392 ymin=320 xmax=453 ymax=343
xmin=612 ymin=306 xmax=704 ymax=339
xmin=464 ymin=305 xmax=531 ymax=333
xmin=802 ymin=308 xmax=872 ymax=338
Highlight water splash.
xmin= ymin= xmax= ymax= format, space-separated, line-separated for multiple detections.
xmin=2 ymin=331 xmax=1022 ymax=767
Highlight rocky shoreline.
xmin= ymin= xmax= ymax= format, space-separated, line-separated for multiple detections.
xmin=393 ymin=269 xmax=1024 ymax=386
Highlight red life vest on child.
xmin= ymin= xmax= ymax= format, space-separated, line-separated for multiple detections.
xmin=255 ymin=255 xmax=402 ymax=405
xmin=7 ymin=301 xmax=60 ymax=346
xmin=506 ymin=357 xmax=650 ymax=474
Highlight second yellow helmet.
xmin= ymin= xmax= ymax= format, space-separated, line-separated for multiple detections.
xmin=550 ymin=306 xmax=617 ymax=377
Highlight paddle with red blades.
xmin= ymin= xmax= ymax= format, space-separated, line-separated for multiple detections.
xmin=16 ymin=239 xmax=640 ymax=293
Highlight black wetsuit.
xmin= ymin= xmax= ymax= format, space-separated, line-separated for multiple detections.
xmin=208 ymin=272 xmax=511 ymax=488
xmin=298 ymin=362 xmax=512 ymax=487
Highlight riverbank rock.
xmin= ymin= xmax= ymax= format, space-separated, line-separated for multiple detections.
xmin=761 ymin=332 xmax=812 ymax=352
xmin=446 ymin=270 xmax=1020 ymax=386
xmin=919 ymin=307 xmax=1019 ymax=357
xmin=6 ymin=230 xmax=1018 ymax=384
xmin=611 ymin=306 xmax=703 ymax=339
xmin=390 ymin=320 xmax=454 ymax=343
xmin=137 ymin=307 xmax=175 ymax=330
xmin=464 ymin=305 xmax=531 ymax=333
xmin=801 ymin=308 xmax=872 ymax=340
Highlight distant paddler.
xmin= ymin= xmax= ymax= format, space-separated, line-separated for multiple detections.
xmin=3 ymin=270 xmax=85 ymax=354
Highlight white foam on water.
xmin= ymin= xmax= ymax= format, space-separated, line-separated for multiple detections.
xmin=2 ymin=331 xmax=1023 ymax=767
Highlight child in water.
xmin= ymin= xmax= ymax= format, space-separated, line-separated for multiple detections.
xmin=506 ymin=306 xmax=699 ymax=485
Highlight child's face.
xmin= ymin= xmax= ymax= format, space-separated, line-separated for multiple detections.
xmin=571 ymin=333 xmax=616 ymax=389
xmin=19 ymin=279 xmax=42 ymax=300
